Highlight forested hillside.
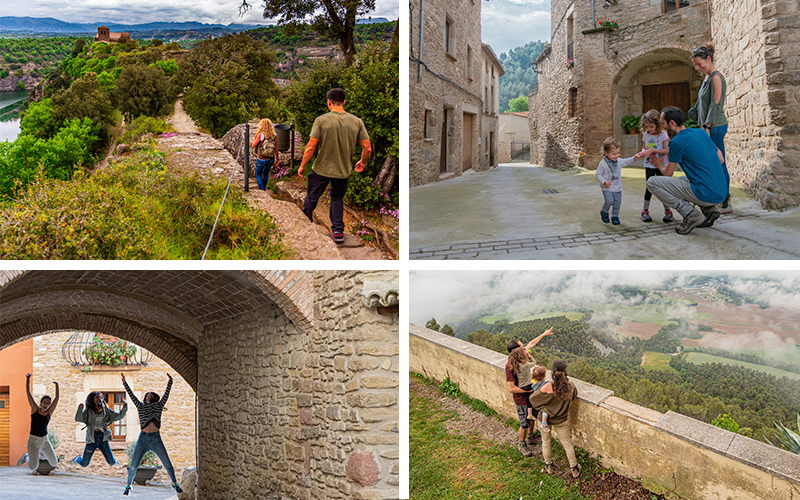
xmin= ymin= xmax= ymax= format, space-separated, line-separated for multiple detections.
xmin=498 ymin=40 xmax=546 ymax=112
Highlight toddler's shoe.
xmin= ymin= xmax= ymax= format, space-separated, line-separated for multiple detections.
xmin=600 ymin=211 xmax=610 ymax=223
xmin=540 ymin=419 xmax=550 ymax=433
xmin=611 ymin=216 xmax=620 ymax=225
xmin=663 ymin=209 xmax=674 ymax=223
xmin=641 ymin=210 xmax=652 ymax=222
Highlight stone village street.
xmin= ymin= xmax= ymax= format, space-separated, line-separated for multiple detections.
xmin=410 ymin=163 xmax=800 ymax=260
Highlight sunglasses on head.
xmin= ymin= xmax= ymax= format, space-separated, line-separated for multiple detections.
xmin=691 ymin=47 xmax=708 ymax=58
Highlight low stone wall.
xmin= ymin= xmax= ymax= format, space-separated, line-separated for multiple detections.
xmin=410 ymin=323 xmax=800 ymax=500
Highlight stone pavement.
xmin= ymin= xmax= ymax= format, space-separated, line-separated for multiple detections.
xmin=410 ymin=163 xmax=800 ymax=260
xmin=0 ymin=466 xmax=177 ymax=500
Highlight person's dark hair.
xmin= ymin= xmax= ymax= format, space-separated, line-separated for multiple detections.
xmin=508 ymin=347 xmax=529 ymax=373
xmin=691 ymin=43 xmax=715 ymax=61
xmin=40 ymin=395 xmax=51 ymax=405
xmin=86 ymin=391 xmax=103 ymax=414
xmin=661 ymin=106 xmax=685 ymax=128
xmin=551 ymin=359 xmax=571 ymax=400
xmin=507 ymin=340 xmax=521 ymax=353
xmin=144 ymin=392 xmax=160 ymax=405
xmin=326 ymin=88 xmax=346 ymax=105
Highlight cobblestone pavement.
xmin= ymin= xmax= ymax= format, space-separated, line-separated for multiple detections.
xmin=410 ymin=164 xmax=800 ymax=260
xmin=0 ymin=466 xmax=177 ymax=500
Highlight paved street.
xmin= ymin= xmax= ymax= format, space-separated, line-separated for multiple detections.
xmin=0 ymin=466 xmax=177 ymax=500
xmin=410 ymin=163 xmax=800 ymax=260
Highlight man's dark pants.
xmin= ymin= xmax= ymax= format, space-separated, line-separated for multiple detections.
xmin=303 ymin=171 xmax=348 ymax=235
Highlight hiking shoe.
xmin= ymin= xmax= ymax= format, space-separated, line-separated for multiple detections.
xmin=600 ymin=211 xmax=610 ymax=223
xmin=544 ymin=463 xmax=555 ymax=474
xmin=719 ymin=194 xmax=732 ymax=213
xmin=172 ymin=482 xmax=183 ymax=494
xmin=71 ymin=455 xmax=82 ymax=466
xmin=697 ymin=206 xmax=720 ymax=228
xmin=675 ymin=210 xmax=705 ymax=235
xmin=123 ymin=485 xmax=131 ymax=496
xmin=17 ymin=453 xmax=28 ymax=467
xmin=332 ymin=233 xmax=344 ymax=244
xmin=540 ymin=420 xmax=550 ymax=433
xmin=518 ymin=441 xmax=533 ymax=458
xmin=662 ymin=209 xmax=674 ymax=223
xmin=526 ymin=431 xmax=540 ymax=446
xmin=641 ymin=210 xmax=652 ymax=222
xmin=571 ymin=464 xmax=583 ymax=478
xmin=611 ymin=216 xmax=620 ymax=225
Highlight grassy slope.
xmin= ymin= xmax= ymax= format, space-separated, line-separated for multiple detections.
xmin=685 ymin=352 xmax=800 ymax=381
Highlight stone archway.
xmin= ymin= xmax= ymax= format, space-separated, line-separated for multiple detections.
xmin=611 ymin=47 xmax=702 ymax=157
xmin=0 ymin=270 xmax=399 ymax=500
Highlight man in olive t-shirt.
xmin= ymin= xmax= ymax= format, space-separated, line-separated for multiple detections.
xmin=298 ymin=88 xmax=371 ymax=244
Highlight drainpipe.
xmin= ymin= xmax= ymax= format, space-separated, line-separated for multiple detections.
xmin=417 ymin=0 xmax=425 ymax=82
xmin=591 ymin=0 xmax=596 ymax=27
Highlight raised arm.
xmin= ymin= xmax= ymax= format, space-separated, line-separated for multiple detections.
xmin=121 ymin=373 xmax=142 ymax=408
xmin=523 ymin=328 xmax=553 ymax=351
xmin=47 ymin=381 xmax=60 ymax=415
xmin=25 ymin=373 xmax=37 ymax=413
xmin=160 ymin=374 xmax=174 ymax=406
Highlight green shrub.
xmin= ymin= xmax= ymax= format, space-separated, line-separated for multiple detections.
xmin=114 ymin=64 xmax=173 ymax=118
xmin=120 ymin=116 xmax=174 ymax=144
xmin=0 ymin=144 xmax=287 ymax=260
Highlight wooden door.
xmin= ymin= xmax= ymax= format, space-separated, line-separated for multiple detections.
xmin=462 ymin=114 xmax=473 ymax=171
xmin=0 ymin=392 xmax=9 ymax=466
xmin=642 ymin=83 xmax=690 ymax=115
xmin=440 ymin=109 xmax=448 ymax=173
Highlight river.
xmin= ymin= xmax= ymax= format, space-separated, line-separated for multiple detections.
xmin=0 ymin=90 xmax=30 ymax=142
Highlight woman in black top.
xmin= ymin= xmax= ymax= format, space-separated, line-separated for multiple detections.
xmin=21 ymin=373 xmax=60 ymax=471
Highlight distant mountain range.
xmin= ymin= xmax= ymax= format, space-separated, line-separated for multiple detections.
xmin=0 ymin=16 xmax=391 ymax=34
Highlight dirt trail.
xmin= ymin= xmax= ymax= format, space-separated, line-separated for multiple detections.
xmin=156 ymin=99 xmax=386 ymax=260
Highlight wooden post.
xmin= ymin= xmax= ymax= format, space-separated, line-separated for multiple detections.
xmin=243 ymin=123 xmax=250 ymax=192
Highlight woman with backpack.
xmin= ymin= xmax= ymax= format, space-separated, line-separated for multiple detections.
xmin=251 ymin=118 xmax=278 ymax=190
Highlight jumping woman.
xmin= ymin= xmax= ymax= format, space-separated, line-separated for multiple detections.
xmin=20 ymin=373 xmax=59 ymax=472
xmin=121 ymin=372 xmax=183 ymax=496
xmin=71 ymin=391 xmax=127 ymax=468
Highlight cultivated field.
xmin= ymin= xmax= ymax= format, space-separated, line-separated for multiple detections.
xmin=685 ymin=352 xmax=800 ymax=380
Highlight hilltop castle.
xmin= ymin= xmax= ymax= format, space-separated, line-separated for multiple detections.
xmin=94 ymin=26 xmax=131 ymax=43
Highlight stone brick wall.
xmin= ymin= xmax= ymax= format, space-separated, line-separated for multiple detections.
xmin=711 ymin=0 xmax=800 ymax=209
xmin=410 ymin=323 xmax=800 ymax=500
xmin=31 ymin=331 xmax=196 ymax=484
xmin=410 ymin=0 xmax=484 ymax=186
xmin=198 ymin=271 xmax=398 ymax=500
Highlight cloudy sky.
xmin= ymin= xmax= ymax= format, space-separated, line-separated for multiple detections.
xmin=482 ymin=0 xmax=551 ymax=56
xmin=3 ymin=0 xmax=399 ymax=26
xmin=409 ymin=271 xmax=800 ymax=326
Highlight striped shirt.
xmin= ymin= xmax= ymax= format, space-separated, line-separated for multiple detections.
xmin=123 ymin=380 xmax=171 ymax=430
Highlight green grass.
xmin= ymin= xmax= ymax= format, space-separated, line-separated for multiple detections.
xmin=727 ymin=346 xmax=800 ymax=365
xmin=685 ymin=353 xmax=800 ymax=380
xmin=478 ymin=311 xmax=585 ymax=324
xmin=411 ymin=379 xmax=592 ymax=499
xmin=641 ymin=352 xmax=679 ymax=373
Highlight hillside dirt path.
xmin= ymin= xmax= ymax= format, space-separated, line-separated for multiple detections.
xmin=157 ymin=99 xmax=386 ymax=259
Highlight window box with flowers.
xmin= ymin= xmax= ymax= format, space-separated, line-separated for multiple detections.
xmin=564 ymin=57 xmax=574 ymax=69
xmin=577 ymin=151 xmax=586 ymax=168
xmin=582 ymin=19 xmax=620 ymax=35
xmin=82 ymin=335 xmax=137 ymax=366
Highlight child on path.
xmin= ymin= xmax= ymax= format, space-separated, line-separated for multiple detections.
xmin=71 ymin=391 xmax=127 ymax=469
xmin=19 ymin=373 xmax=60 ymax=471
xmin=596 ymin=137 xmax=643 ymax=225
xmin=638 ymin=110 xmax=674 ymax=223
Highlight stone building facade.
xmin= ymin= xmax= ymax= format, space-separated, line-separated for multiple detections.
xmin=94 ymin=26 xmax=131 ymax=44
xmin=529 ymin=0 xmax=800 ymax=209
xmin=498 ymin=112 xmax=530 ymax=163
xmin=0 ymin=270 xmax=399 ymax=500
xmin=409 ymin=0 xmax=504 ymax=186
xmin=28 ymin=332 xmax=196 ymax=484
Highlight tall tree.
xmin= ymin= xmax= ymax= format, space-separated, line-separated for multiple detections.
xmin=239 ymin=0 xmax=376 ymax=67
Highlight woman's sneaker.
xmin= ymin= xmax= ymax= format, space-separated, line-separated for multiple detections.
xmin=662 ymin=209 xmax=674 ymax=223
xmin=16 ymin=453 xmax=28 ymax=466
xmin=600 ymin=211 xmax=610 ymax=223
xmin=123 ymin=485 xmax=131 ymax=496
xmin=641 ymin=210 xmax=652 ymax=222
xmin=172 ymin=482 xmax=184 ymax=494
xmin=611 ymin=216 xmax=620 ymax=225
xmin=112 ymin=459 xmax=122 ymax=469
xmin=70 ymin=454 xmax=82 ymax=466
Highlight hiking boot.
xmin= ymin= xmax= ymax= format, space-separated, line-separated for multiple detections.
xmin=611 ymin=216 xmax=620 ymax=225
xmin=526 ymin=432 xmax=540 ymax=446
xmin=544 ymin=462 xmax=555 ymax=474
xmin=697 ymin=206 xmax=720 ymax=228
xmin=719 ymin=194 xmax=732 ymax=213
xmin=641 ymin=210 xmax=652 ymax=222
xmin=675 ymin=210 xmax=705 ymax=235
xmin=600 ymin=211 xmax=610 ymax=223
xmin=662 ymin=209 xmax=674 ymax=223
xmin=332 ymin=233 xmax=344 ymax=244
xmin=16 ymin=453 xmax=28 ymax=467
xmin=518 ymin=441 xmax=533 ymax=458
xmin=571 ymin=464 xmax=582 ymax=478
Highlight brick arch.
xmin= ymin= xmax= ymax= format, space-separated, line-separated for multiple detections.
xmin=0 ymin=271 xmax=316 ymax=391
xmin=612 ymin=45 xmax=695 ymax=85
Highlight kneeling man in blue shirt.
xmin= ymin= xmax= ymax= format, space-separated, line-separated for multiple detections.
xmin=646 ymin=105 xmax=728 ymax=235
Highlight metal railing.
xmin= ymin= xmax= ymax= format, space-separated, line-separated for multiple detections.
xmin=62 ymin=331 xmax=155 ymax=366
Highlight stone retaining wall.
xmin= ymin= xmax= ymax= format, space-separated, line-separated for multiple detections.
xmin=410 ymin=323 xmax=800 ymax=500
